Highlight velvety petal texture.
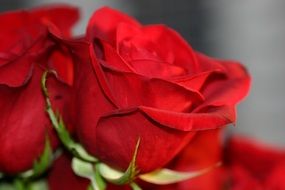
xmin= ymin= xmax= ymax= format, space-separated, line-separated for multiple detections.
xmin=0 ymin=5 xmax=78 ymax=174
xmin=71 ymin=6 xmax=251 ymax=174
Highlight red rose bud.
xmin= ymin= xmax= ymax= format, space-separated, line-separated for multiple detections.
xmin=222 ymin=136 xmax=285 ymax=190
xmin=0 ymin=5 xmax=78 ymax=174
xmin=72 ymin=7 xmax=251 ymax=174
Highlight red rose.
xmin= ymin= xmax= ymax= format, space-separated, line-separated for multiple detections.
xmin=222 ymin=137 xmax=285 ymax=190
xmin=0 ymin=5 xmax=78 ymax=174
xmin=73 ymin=7 xmax=250 ymax=173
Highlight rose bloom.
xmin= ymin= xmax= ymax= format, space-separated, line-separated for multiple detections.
xmin=72 ymin=6 xmax=250 ymax=174
xmin=221 ymin=136 xmax=285 ymax=190
xmin=0 ymin=5 xmax=78 ymax=174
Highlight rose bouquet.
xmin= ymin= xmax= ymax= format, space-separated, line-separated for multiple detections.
xmin=2 ymin=4 xmax=280 ymax=190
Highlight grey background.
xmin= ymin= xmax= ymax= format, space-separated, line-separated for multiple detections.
xmin=2 ymin=0 xmax=285 ymax=146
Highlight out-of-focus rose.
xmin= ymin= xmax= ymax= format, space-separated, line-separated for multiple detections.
xmin=222 ymin=136 xmax=285 ymax=190
xmin=0 ymin=5 xmax=78 ymax=174
xmin=72 ymin=7 xmax=250 ymax=174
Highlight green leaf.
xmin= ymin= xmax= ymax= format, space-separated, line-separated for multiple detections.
xmin=72 ymin=158 xmax=106 ymax=190
xmin=98 ymin=138 xmax=140 ymax=185
xmin=41 ymin=71 xmax=98 ymax=163
xmin=139 ymin=162 xmax=222 ymax=185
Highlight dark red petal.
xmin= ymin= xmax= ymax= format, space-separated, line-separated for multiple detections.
xmin=153 ymin=130 xmax=224 ymax=190
xmin=100 ymin=40 xmax=134 ymax=72
xmin=95 ymin=108 xmax=195 ymax=172
xmin=46 ymin=37 xmax=75 ymax=86
xmin=265 ymin=163 xmax=285 ymax=189
xmin=48 ymin=154 xmax=89 ymax=190
xmin=87 ymin=7 xmax=140 ymax=45
xmin=0 ymin=66 xmax=70 ymax=174
xmin=116 ymin=24 xmax=198 ymax=74
xmin=140 ymin=105 xmax=235 ymax=131
xmin=229 ymin=165 xmax=261 ymax=190
xmin=100 ymin=64 xmax=204 ymax=112
xmin=196 ymin=53 xmax=251 ymax=107
xmin=72 ymin=44 xmax=116 ymax=153
xmin=89 ymin=44 xmax=119 ymax=107
xmin=0 ymin=11 xmax=43 ymax=62
xmin=0 ymin=53 xmax=34 ymax=87
xmin=173 ymin=70 xmax=224 ymax=92
xmin=100 ymin=39 xmax=187 ymax=78
xmin=0 ymin=5 xmax=78 ymax=87
xmin=226 ymin=136 xmax=285 ymax=179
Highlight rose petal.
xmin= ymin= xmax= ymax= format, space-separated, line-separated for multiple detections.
xmin=152 ymin=130 xmax=224 ymax=190
xmin=0 ymin=66 xmax=70 ymax=174
xmin=31 ymin=4 xmax=79 ymax=37
xmin=117 ymin=24 xmax=198 ymax=74
xmin=95 ymin=108 xmax=196 ymax=173
xmin=100 ymin=63 xmax=204 ymax=112
xmin=87 ymin=7 xmax=140 ymax=45
xmin=139 ymin=105 xmax=235 ymax=131
xmin=72 ymin=45 xmax=116 ymax=153
xmin=0 ymin=5 xmax=78 ymax=87
xmin=196 ymin=53 xmax=251 ymax=107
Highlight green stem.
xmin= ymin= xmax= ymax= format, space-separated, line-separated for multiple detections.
xmin=130 ymin=182 xmax=142 ymax=190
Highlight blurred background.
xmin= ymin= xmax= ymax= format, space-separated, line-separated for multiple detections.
xmin=1 ymin=0 xmax=285 ymax=146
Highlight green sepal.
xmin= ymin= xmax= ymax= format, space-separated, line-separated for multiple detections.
xmin=98 ymin=138 xmax=140 ymax=185
xmin=27 ymin=180 xmax=48 ymax=190
xmin=20 ymin=138 xmax=52 ymax=179
xmin=87 ymin=185 xmax=94 ymax=190
xmin=41 ymin=71 xmax=97 ymax=163
xmin=32 ymin=138 xmax=52 ymax=177
xmin=139 ymin=162 xmax=222 ymax=185
xmin=71 ymin=158 xmax=106 ymax=190
xmin=130 ymin=182 xmax=142 ymax=190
